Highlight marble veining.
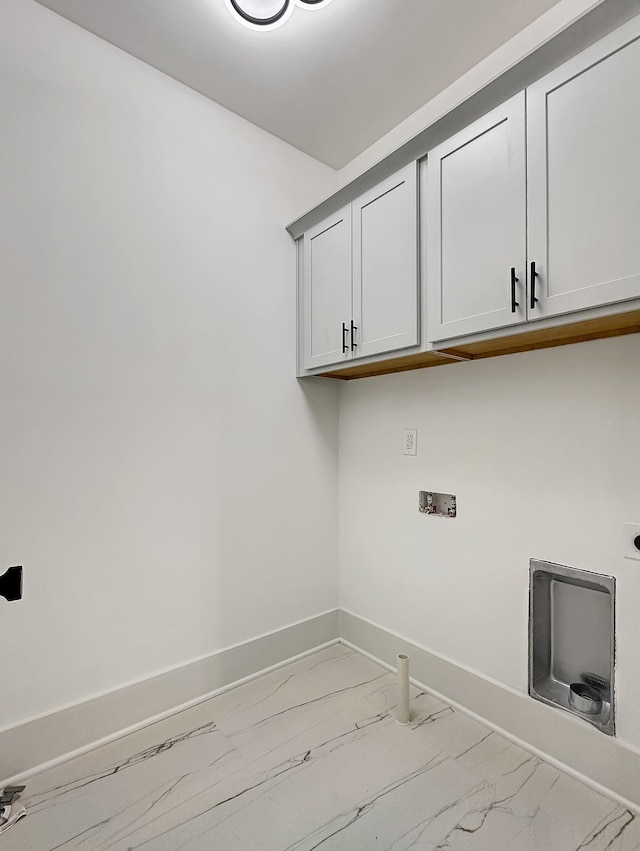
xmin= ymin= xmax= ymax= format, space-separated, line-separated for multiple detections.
xmin=3 ymin=644 xmax=639 ymax=850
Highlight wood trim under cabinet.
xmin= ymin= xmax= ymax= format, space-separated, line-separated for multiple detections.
xmin=319 ymin=350 xmax=458 ymax=380
xmin=318 ymin=309 xmax=640 ymax=380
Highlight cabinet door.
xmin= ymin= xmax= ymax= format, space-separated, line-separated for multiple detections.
xmin=302 ymin=206 xmax=352 ymax=369
xmin=527 ymin=20 xmax=640 ymax=320
xmin=426 ymin=94 xmax=527 ymax=343
xmin=352 ymin=163 xmax=419 ymax=359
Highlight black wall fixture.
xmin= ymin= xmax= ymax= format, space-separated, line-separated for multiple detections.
xmin=0 ymin=566 xmax=22 ymax=602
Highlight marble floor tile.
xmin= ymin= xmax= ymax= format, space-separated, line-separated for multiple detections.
xmin=2 ymin=644 xmax=638 ymax=850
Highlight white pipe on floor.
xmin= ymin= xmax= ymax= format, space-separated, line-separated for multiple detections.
xmin=396 ymin=654 xmax=410 ymax=725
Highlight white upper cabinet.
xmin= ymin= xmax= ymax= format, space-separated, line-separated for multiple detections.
xmin=427 ymin=93 xmax=527 ymax=343
xmin=352 ymin=163 xmax=419 ymax=358
xmin=527 ymin=21 xmax=640 ymax=320
xmin=302 ymin=206 xmax=352 ymax=370
xmin=295 ymin=17 xmax=640 ymax=379
xmin=301 ymin=165 xmax=419 ymax=371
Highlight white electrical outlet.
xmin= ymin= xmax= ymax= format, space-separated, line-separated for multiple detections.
xmin=403 ymin=429 xmax=417 ymax=456
xmin=623 ymin=523 xmax=640 ymax=561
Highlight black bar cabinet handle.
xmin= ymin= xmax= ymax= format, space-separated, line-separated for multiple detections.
xmin=530 ymin=261 xmax=539 ymax=309
xmin=510 ymin=267 xmax=519 ymax=313
xmin=342 ymin=322 xmax=348 ymax=354
xmin=350 ymin=320 xmax=357 ymax=351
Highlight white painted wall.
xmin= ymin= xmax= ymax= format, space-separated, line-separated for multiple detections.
xmin=0 ymin=0 xmax=338 ymax=729
xmin=338 ymin=335 xmax=640 ymax=749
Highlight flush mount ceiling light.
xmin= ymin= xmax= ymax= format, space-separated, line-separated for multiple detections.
xmin=225 ymin=0 xmax=333 ymax=31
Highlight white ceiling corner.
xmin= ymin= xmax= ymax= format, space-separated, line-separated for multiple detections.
xmin=34 ymin=0 xmax=565 ymax=168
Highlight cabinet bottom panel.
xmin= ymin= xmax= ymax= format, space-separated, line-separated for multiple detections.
xmin=317 ymin=308 xmax=640 ymax=380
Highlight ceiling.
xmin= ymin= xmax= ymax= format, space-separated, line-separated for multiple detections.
xmin=35 ymin=0 xmax=564 ymax=168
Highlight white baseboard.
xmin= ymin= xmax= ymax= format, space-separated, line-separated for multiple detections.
xmin=0 ymin=609 xmax=340 ymax=786
xmin=4 ymin=606 xmax=640 ymax=817
xmin=339 ymin=609 xmax=640 ymax=815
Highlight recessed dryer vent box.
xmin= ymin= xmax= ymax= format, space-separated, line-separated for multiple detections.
xmin=529 ymin=559 xmax=615 ymax=736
